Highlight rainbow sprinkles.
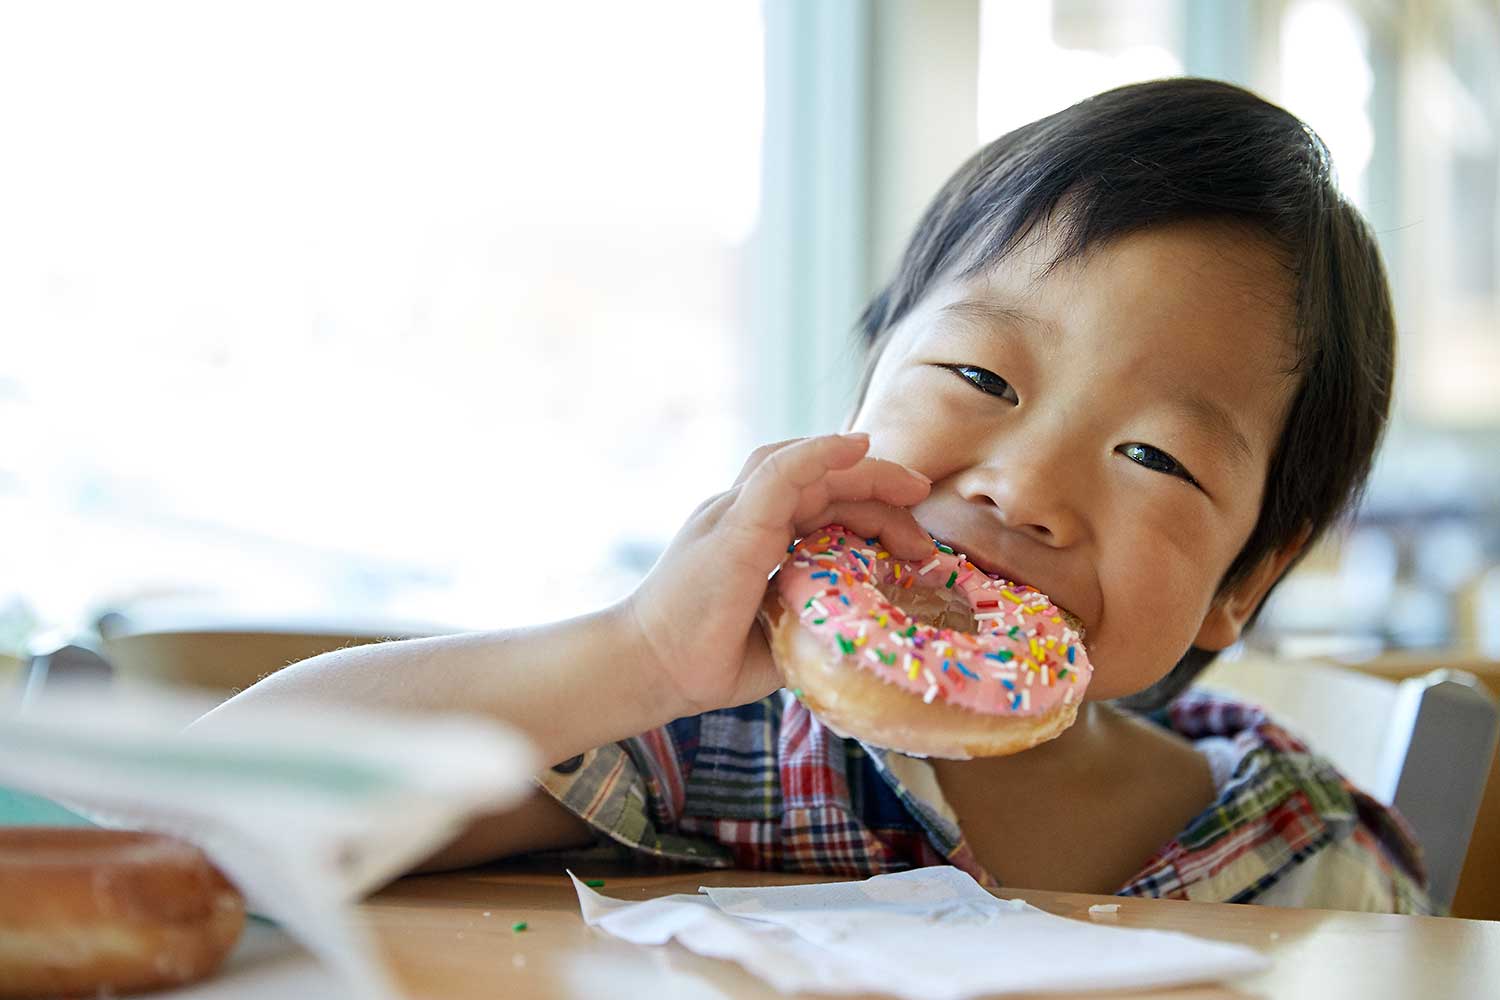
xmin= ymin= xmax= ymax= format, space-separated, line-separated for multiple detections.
xmin=774 ymin=525 xmax=1092 ymax=718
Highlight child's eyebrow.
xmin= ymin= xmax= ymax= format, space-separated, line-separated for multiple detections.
xmin=1171 ymin=389 xmax=1254 ymax=469
xmin=939 ymin=298 xmax=1254 ymax=469
xmin=939 ymin=299 xmax=1057 ymax=336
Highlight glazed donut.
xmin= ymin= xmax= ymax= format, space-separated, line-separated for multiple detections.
xmin=760 ymin=525 xmax=1093 ymax=759
xmin=0 ymin=827 xmax=245 ymax=999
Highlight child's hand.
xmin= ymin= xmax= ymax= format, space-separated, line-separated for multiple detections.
xmin=625 ymin=432 xmax=933 ymax=715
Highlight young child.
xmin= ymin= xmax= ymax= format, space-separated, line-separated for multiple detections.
xmin=200 ymin=79 xmax=1429 ymax=913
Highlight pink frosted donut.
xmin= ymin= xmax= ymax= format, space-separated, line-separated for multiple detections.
xmin=759 ymin=524 xmax=1093 ymax=758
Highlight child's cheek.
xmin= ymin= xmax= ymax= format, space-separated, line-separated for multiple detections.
xmin=856 ymin=372 xmax=976 ymax=473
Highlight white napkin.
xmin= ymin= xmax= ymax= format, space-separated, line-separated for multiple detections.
xmin=574 ymin=866 xmax=1268 ymax=998
xmin=0 ymin=685 xmax=539 ymax=1000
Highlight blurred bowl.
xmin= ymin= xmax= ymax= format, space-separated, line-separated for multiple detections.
xmin=101 ymin=625 xmax=432 ymax=697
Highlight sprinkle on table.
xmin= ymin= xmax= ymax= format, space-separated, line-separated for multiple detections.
xmin=512 ymin=921 xmax=528 ymax=932
xmin=585 ymin=879 xmax=606 ymax=888
xmin=791 ymin=687 xmax=805 ymax=698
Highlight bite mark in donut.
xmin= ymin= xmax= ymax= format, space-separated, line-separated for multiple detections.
xmin=760 ymin=525 xmax=1093 ymax=759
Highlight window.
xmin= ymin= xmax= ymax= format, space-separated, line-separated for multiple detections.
xmin=977 ymin=0 xmax=1183 ymax=143
xmin=0 ymin=2 xmax=764 ymax=637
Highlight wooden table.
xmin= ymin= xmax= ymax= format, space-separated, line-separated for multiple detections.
xmin=361 ymin=862 xmax=1500 ymax=999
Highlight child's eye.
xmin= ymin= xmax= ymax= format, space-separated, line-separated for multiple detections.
xmin=950 ymin=365 xmax=1018 ymax=403
xmin=1118 ymin=443 xmax=1199 ymax=486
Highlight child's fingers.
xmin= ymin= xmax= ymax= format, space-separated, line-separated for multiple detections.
xmin=725 ymin=433 xmax=874 ymax=537
xmin=732 ymin=438 xmax=806 ymax=487
xmin=793 ymin=457 xmax=931 ymax=522
xmin=720 ymin=435 xmax=935 ymax=575
xmin=794 ymin=501 xmax=934 ymax=561
xmin=686 ymin=489 xmax=735 ymax=523
xmin=733 ymin=437 xmax=930 ymax=505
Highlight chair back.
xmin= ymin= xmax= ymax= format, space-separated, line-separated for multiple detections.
xmin=1200 ymin=655 xmax=1500 ymax=913
xmin=1385 ymin=670 xmax=1500 ymax=910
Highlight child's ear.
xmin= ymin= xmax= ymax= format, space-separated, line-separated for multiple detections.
xmin=1194 ymin=527 xmax=1311 ymax=652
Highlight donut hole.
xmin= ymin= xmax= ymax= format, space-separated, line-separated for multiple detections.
xmin=876 ymin=581 xmax=979 ymax=634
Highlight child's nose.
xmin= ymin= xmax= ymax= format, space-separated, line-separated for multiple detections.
xmin=961 ymin=448 xmax=1085 ymax=548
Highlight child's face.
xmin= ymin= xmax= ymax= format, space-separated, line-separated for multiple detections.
xmin=851 ymin=218 xmax=1300 ymax=700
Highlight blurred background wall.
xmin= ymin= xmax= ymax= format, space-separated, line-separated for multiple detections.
xmin=2 ymin=0 xmax=1497 ymax=665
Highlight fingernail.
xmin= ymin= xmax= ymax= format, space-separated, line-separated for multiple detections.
xmin=841 ymin=431 xmax=870 ymax=443
xmin=910 ymin=469 xmax=932 ymax=485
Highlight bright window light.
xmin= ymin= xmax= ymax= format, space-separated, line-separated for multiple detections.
xmin=0 ymin=1 xmax=764 ymax=636
xmin=977 ymin=0 xmax=1182 ymax=143
xmin=1279 ymin=0 xmax=1374 ymax=206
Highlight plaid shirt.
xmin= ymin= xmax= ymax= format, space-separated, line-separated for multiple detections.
xmin=537 ymin=688 xmax=1432 ymax=914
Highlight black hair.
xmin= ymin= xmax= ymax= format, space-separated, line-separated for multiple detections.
xmin=855 ymin=78 xmax=1396 ymax=711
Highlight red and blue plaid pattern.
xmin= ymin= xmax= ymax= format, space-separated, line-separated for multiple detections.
xmin=538 ymin=688 xmax=1431 ymax=913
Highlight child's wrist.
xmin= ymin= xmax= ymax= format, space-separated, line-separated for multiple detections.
xmin=606 ymin=597 xmax=706 ymax=722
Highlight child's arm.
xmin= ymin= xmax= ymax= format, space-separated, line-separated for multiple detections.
xmin=194 ymin=606 xmax=696 ymax=781
xmin=193 ymin=433 xmax=933 ymax=865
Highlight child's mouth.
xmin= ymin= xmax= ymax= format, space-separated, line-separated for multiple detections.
xmin=927 ymin=535 xmax=1087 ymax=638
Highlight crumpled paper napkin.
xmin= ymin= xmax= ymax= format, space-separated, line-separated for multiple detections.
xmin=574 ymin=865 xmax=1268 ymax=998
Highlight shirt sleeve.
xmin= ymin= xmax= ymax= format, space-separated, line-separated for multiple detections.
xmin=532 ymin=720 xmax=734 ymax=867
xmin=1253 ymin=831 xmax=1434 ymax=914
xmin=1128 ymin=692 xmax=1435 ymax=914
